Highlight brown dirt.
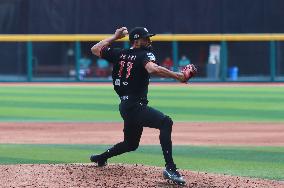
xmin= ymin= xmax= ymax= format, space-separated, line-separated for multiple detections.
xmin=1 ymin=83 xmax=284 ymax=187
xmin=0 ymin=164 xmax=283 ymax=188
xmin=0 ymin=122 xmax=283 ymax=146
xmin=1 ymin=122 xmax=284 ymax=187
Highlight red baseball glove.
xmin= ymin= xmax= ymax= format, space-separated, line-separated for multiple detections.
xmin=181 ymin=64 xmax=197 ymax=83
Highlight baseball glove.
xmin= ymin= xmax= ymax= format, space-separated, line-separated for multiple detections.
xmin=181 ymin=64 xmax=197 ymax=83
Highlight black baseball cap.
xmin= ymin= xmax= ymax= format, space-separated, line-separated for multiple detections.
xmin=129 ymin=27 xmax=155 ymax=42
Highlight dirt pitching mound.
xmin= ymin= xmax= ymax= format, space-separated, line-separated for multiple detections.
xmin=0 ymin=164 xmax=283 ymax=188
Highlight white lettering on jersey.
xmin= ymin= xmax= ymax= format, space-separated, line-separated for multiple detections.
xmin=123 ymin=82 xmax=128 ymax=86
xmin=147 ymin=53 xmax=156 ymax=61
xmin=126 ymin=55 xmax=136 ymax=61
xmin=130 ymin=55 xmax=136 ymax=60
xmin=115 ymin=79 xmax=120 ymax=86
xmin=120 ymin=54 xmax=126 ymax=59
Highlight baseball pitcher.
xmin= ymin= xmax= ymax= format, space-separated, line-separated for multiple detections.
xmin=90 ymin=27 xmax=197 ymax=185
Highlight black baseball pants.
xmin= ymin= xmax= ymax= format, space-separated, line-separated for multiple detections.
xmin=99 ymin=98 xmax=175 ymax=167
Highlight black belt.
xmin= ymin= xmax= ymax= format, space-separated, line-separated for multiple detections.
xmin=119 ymin=95 xmax=147 ymax=102
xmin=120 ymin=95 xmax=130 ymax=100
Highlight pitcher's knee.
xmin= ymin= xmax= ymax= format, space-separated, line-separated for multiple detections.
xmin=126 ymin=142 xmax=139 ymax=152
xmin=160 ymin=116 xmax=173 ymax=140
xmin=162 ymin=116 xmax=173 ymax=130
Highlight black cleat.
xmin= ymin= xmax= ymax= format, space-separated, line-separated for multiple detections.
xmin=90 ymin=154 xmax=107 ymax=167
xmin=163 ymin=164 xmax=186 ymax=186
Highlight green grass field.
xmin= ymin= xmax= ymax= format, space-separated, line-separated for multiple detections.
xmin=0 ymin=144 xmax=283 ymax=180
xmin=0 ymin=84 xmax=284 ymax=122
xmin=0 ymin=84 xmax=284 ymax=180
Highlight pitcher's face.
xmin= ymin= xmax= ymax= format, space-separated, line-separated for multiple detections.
xmin=135 ymin=37 xmax=152 ymax=49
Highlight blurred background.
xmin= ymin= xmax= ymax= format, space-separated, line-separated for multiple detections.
xmin=0 ymin=0 xmax=284 ymax=82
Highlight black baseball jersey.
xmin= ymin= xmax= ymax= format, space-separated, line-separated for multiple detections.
xmin=101 ymin=46 xmax=156 ymax=98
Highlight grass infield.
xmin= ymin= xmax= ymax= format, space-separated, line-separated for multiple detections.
xmin=0 ymin=84 xmax=283 ymax=122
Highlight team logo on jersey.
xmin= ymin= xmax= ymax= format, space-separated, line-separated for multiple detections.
xmin=147 ymin=53 xmax=156 ymax=61
xmin=115 ymin=79 xmax=120 ymax=86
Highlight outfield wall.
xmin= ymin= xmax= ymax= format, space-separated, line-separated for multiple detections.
xmin=0 ymin=34 xmax=284 ymax=82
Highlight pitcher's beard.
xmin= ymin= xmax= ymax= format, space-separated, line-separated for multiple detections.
xmin=141 ymin=44 xmax=153 ymax=51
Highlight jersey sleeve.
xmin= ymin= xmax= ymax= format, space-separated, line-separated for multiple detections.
xmin=143 ymin=52 xmax=157 ymax=66
xmin=100 ymin=46 xmax=122 ymax=63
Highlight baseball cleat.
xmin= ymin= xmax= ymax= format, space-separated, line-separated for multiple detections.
xmin=163 ymin=164 xmax=186 ymax=186
xmin=90 ymin=154 xmax=107 ymax=167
